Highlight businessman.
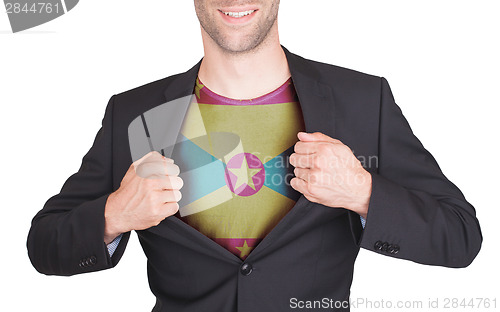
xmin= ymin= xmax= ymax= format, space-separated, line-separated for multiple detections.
xmin=27 ymin=1 xmax=482 ymax=311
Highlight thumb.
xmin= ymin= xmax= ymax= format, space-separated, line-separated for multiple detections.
xmin=132 ymin=151 xmax=172 ymax=171
xmin=297 ymin=132 xmax=340 ymax=143
xmin=133 ymin=151 xmax=161 ymax=166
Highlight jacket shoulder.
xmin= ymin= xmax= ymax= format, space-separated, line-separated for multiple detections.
xmin=109 ymin=70 xmax=193 ymax=125
xmin=114 ymin=73 xmax=182 ymax=104
xmin=292 ymin=52 xmax=382 ymax=88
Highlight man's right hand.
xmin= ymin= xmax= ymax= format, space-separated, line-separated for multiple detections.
xmin=103 ymin=151 xmax=183 ymax=244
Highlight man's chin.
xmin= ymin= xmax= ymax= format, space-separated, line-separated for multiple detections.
xmin=216 ymin=35 xmax=267 ymax=55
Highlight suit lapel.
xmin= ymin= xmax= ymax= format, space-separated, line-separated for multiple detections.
xmin=154 ymin=47 xmax=337 ymax=261
xmin=163 ymin=60 xmax=201 ymax=102
xmin=283 ymin=46 xmax=337 ymax=136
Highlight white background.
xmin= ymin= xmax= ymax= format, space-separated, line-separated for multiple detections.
xmin=1 ymin=0 xmax=499 ymax=311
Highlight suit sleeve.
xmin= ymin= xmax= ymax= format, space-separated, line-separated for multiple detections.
xmin=352 ymin=77 xmax=482 ymax=268
xmin=27 ymin=96 xmax=130 ymax=276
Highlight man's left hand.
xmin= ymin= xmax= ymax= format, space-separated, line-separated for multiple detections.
xmin=289 ymin=132 xmax=372 ymax=219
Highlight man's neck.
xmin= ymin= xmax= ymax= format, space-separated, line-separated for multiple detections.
xmin=198 ymin=28 xmax=290 ymax=100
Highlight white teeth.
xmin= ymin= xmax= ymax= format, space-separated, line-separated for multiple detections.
xmin=222 ymin=10 xmax=255 ymax=18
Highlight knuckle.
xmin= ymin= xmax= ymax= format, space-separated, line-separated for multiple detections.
xmin=144 ymin=178 xmax=159 ymax=189
xmin=135 ymin=164 xmax=151 ymax=178
xmin=149 ymin=193 xmax=160 ymax=206
xmin=297 ymin=157 xmax=307 ymax=168
xmin=174 ymin=176 xmax=184 ymax=189
xmin=166 ymin=202 xmax=179 ymax=215
xmin=138 ymin=162 xmax=152 ymax=171
xmin=293 ymin=143 xmax=302 ymax=153
xmin=311 ymin=167 xmax=322 ymax=177
xmin=162 ymin=177 xmax=173 ymax=189
xmin=173 ymin=190 xmax=182 ymax=202
xmin=344 ymin=146 xmax=355 ymax=156
xmin=309 ymin=171 xmax=319 ymax=184
xmin=150 ymin=203 xmax=161 ymax=216
xmin=141 ymin=177 xmax=157 ymax=188
xmin=166 ymin=163 xmax=180 ymax=176
xmin=148 ymin=191 xmax=158 ymax=204
xmin=172 ymin=164 xmax=180 ymax=175
xmin=312 ymin=156 xmax=322 ymax=168
xmin=317 ymin=144 xmax=327 ymax=153
xmin=318 ymin=143 xmax=332 ymax=155
xmin=336 ymin=143 xmax=350 ymax=155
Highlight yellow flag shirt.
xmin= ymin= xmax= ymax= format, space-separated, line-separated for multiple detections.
xmin=172 ymin=77 xmax=305 ymax=260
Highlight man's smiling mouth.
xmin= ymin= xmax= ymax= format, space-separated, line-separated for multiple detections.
xmin=220 ymin=9 xmax=257 ymax=18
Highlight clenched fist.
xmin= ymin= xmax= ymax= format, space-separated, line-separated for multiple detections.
xmin=104 ymin=151 xmax=183 ymax=244
xmin=289 ymin=132 xmax=372 ymax=219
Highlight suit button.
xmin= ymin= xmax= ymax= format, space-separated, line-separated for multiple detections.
xmin=393 ymin=245 xmax=400 ymax=254
xmin=89 ymin=256 xmax=97 ymax=265
xmin=387 ymin=244 xmax=395 ymax=254
xmin=374 ymin=241 xmax=383 ymax=250
xmin=240 ymin=263 xmax=253 ymax=276
xmin=79 ymin=258 xmax=87 ymax=267
xmin=381 ymin=242 xmax=389 ymax=252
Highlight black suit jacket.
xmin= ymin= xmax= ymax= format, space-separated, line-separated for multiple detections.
xmin=27 ymin=46 xmax=482 ymax=311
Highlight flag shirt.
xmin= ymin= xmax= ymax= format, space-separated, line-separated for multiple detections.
xmin=172 ymin=77 xmax=305 ymax=260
